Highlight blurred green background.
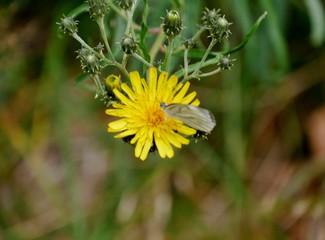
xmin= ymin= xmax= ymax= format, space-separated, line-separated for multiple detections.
xmin=1 ymin=0 xmax=325 ymax=239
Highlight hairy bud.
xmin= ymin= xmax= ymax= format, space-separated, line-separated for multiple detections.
xmin=208 ymin=15 xmax=232 ymax=42
xmin=161 ymin=10 xmax=183 ymax=39
xmin=77 ymin=48 xmax=102 ymax=75
xmin=120 ymin=36 xmax=137 ymax=54
xmin=87 ymin=0 xmax=110 ymax=19
xmin=59 ymin=16 xmax=78 ymax=35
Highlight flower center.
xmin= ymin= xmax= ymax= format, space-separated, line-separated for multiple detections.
xmin=146 ymin=104 xmax=166 ymax=126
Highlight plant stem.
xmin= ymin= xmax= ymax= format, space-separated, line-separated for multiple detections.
xmin=125 ymin=0 xmax=138 ymax=35
xmin=184 ymin=48 xmax=189 ymax=78
xmin=165 ymin=38 xmax=174 ymax=73
xmin=181 ymin=39 xmax=217 ymax=82
xmin=72 ymin=33 xmax=111 ymax=63
xmin=92 ymin=74 xmax=106 ymax=98
xmin=193 ymin=39 xmax=217 ymax=75
xmin=149 ymin=31 xmax=165 ymax=64
xmin=96 ymin=17 xmax=115 ymax=62
xmin=199 ymin=67 xmax=221 ymax=78
xmin=132 ymin=53 xmax=154 ymax=68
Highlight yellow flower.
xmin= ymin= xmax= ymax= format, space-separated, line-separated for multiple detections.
xmin=106 ymin=68 xmax=199 ymax=160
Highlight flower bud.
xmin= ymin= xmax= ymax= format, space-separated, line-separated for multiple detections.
xmin=87 ymin=0 xmax=109 ymax=19
xmin=118 ymin=0 xmax=133 ymax=11
xmin=59 ymin=16 xmax=78 ymax=35
xmin=153 ymin=59 xmax=163 ymax=68
xmin=202 ymin=8 xmax=220 ymax=28
xmin=105 ymin=74 xmax=121 ymax=92
xmin=183 ymin=38 xmax=195 ymax=49
xmin=120 ymin=35 xmax=137 ymax=54
xmin=218 ymin=55 xmax=235 ymax=70
xmin=161 ymin=10 xmax=183 ymax=39
xmin=77 ymin=48 xmax=102 ymax=75
xmin=208 ymin=15 xmax=232 ymax=42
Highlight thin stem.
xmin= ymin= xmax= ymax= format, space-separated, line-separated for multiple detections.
xmin=165 ymin=38 xmax=174 ymax=73
xmin=92 ymin=74 xmax=106 ymax=98
xmin=132 ymin=53 xmax=154 ymax=68
xmin=122 ymin=54 xmax=129 ymax=67
xmin=125 ymin=0 xmax=138 ymax=35
xmin=149 ymin=31 xmax=165 ymax=64
xmin=72 ymin=32 xmax=129 ymax=78
xmin=180 ymin=39 xmax=218 ymax=83
xmin=184 ymin=48 xmax=189 ymax=78
xmin=198 ymin=67 xmax=221 ymax=78
xmin=115 ymin=61 xmax=130 ymax=79
xmin=96 ymin=16 xmax=115 ymax=62
xmin=192 ymin=39 xmax=217 ymax=76
xmin=174 ymin=26 xmax=207 ymax=54
xmin=72 ymin=33 xmax=111 ymax=63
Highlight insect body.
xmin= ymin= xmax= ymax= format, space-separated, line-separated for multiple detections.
xmin=160 ymin=102 xmax=216 ymax=133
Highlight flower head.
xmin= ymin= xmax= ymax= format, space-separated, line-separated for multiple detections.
xmin=106 ymin=68 xmax=199 ymax=160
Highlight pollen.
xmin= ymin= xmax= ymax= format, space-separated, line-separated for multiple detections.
xmin=146 ymin=103 xmax=166 ymax=127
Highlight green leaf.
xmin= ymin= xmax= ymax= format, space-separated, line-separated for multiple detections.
xmin=222 ymin=11 xmax=268 ymax=55
xmin=66 ymin=3 xmax=88 ymax=18
xmin=138 ymin=0 xmax=151 ymax=64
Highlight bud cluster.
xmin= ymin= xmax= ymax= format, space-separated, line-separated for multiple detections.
xmin=202 ymin=8 xmax=232 ymax=42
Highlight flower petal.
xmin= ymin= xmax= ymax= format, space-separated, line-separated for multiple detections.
xmin=108 ymin=119 xmax=128 ymax=131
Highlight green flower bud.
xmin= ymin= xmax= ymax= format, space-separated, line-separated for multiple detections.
xmin=87 ymin=0 xmax=109 ymax=19
xmin=77 ymin=48 xmax=102 ymax=75
xmin=161 ymin=10 xmax=183 ymax=39
xmin=105 ymin=74 xmax=121 ymax=92
xmin=59 ymin=16 xmax=78 ymax=35
xmin=183 ymin=38 xmax=195 ymax=49
xmin=153 ymin=59 xmax=163 ymax=68
xmin=120 ymin=35 xmax=137 ymax=54
xmin=218 ymin=55 xmax=235 ymax=70
xmin=118 ymin=0 xmax=133 ymax=11
xmin=202 ymin=8 xmax=220 ymax=28
xmin=208 ymin=15 xmax=232 ymax=42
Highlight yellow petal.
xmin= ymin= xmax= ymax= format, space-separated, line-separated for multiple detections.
xmin=181 ymin=91 xmax=197 ymax=104
xmin=191 ymin=99 xmax=200 ymax=106
xmin=114 ymin=128 xmax=138 ymax=138
xmin=121 ymin=83 xmax=136 ymax=100
xmin=173 ymin=81 xmax=190 ymax=102
xmin=108 ymin=119 xmax=127 ymax=131
xmin=148 ymin=68 xmax=157 ymax=100
xmin=139 ymin=129 xmax=154 ymax=160
xmin=130 ymin=71 xmax=145 ymax=96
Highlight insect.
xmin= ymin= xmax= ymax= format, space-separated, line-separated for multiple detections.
xmin=160 ymin=102 xmax=216 ymax=133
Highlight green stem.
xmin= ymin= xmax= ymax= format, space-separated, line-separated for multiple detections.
xmin=149 ymin=32 xmax=165 ymax=64
xmin=72 ymin=33 xmax=111 ymax=64
xmin=125 ymin=0 xmax=138 ymax=35
xmin=184 ymin=48 xmax=189 ymax=78
xmin=92 ymin=75 xmax=106 ymax=98
xmin=174 ymin=26 xmax=207 ymax=54
xmin=199 ymin=67 xmax=221 ymax=78
xmin=182 ymin=39 xmax=217 ymax=82
xmin=122 ymin=54 xmax=129 ymax=67
xmin=165 ymin=38 xmax=174 ymax=73
xmin=96 ymin=16 xmax=115 ymax=62
xmin=132 ymin=53 xmax=154 ymax=68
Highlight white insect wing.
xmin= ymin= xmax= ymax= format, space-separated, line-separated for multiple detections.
xmin=163 ymin=104 xmax=216 ymax=133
